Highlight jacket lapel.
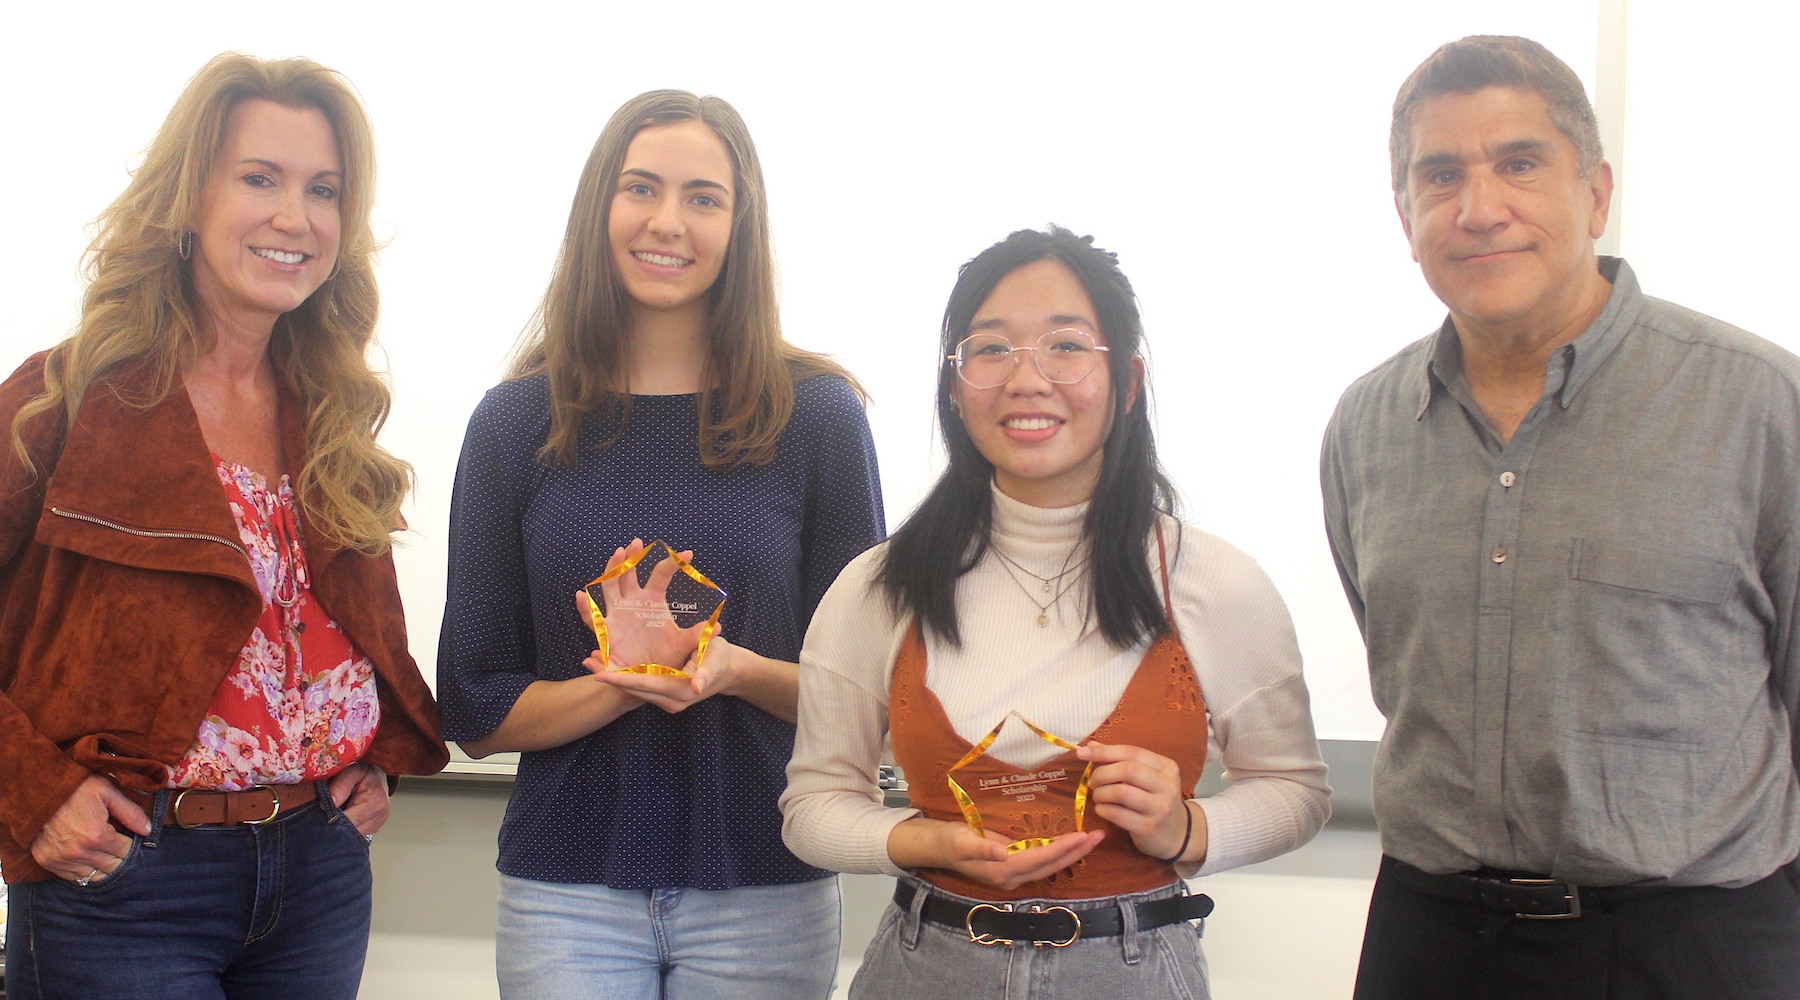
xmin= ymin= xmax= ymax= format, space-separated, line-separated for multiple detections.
xmin=37 ymin=365 xmax=257 ymax=592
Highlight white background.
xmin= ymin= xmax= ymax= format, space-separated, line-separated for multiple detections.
xmin=3 ymin=0 xmax=1792 ymax=741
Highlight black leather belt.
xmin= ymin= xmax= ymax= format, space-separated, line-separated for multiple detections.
xmin=894 ymin=880 xmax=1214 ymax=948
xmin=1390 ymin=858 xmax=1673 ymax=920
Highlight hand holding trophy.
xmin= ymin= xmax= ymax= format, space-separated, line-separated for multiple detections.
xmin=580 ymin=539 xmax=728 ymax=678
xmin=948 ymin=710 xmax=1094 ymax=854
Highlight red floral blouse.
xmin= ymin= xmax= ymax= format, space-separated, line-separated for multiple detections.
xmin=165 ymin=457 xmax=380 ymax=790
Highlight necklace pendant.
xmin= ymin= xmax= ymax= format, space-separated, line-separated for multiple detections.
xmin=1041 ymin=581 xmax=1051 ymax=594
xmin=1036 ymin=613 xmax=1048 ymax=627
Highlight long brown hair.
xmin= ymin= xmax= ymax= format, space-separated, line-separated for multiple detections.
xmin=507 ymin=89 xmax=852 ymax=468
xmin=9 ymin=52 xmax=410 ymax=554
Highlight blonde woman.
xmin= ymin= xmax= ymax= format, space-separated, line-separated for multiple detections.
xmin=0 ymin=53 xmax=448 ymax=1000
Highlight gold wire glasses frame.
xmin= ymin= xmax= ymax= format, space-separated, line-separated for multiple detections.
xmin=947 ymin=329 xmax=1111 ymax=390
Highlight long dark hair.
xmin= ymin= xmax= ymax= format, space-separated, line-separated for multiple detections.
xmin=877 ymin=226 xmax=1177 ymax=648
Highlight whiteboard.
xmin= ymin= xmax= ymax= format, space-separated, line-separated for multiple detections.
xmin=7 ymin=0 xmax=1787 ymax=745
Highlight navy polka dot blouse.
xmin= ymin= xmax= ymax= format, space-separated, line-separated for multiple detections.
xmin=438 ymin=372 xmax=884 ymax=888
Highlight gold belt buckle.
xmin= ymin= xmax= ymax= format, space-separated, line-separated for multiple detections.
xmin=1031 ymin=905 xmax=1081 ymax=948
xmin=170 ymin=787 xmax=206 ymax=829
xmin=965 ymin=902 xmax=1013 ymax=947
xmin=963 ymin=902 xmax=1082 ymax=948
xmin=240 ymin=784 xmax=283 ymax=825
xmin=171 ymin=784 xmax=283 ymax=828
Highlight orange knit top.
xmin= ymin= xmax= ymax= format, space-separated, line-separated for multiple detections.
xmin=888 ymin=535 xmax=1208 ymax=900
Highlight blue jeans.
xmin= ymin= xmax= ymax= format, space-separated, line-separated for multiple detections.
xmin=495 ymin=873 xmax=841 ymax=1000
xmin=4 ymin=786 xmax=372 ymax=1000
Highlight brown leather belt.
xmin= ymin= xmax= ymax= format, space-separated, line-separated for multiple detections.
xmin=128 ymin=783 xmax=319 ymax=828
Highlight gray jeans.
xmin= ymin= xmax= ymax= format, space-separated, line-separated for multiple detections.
xmin=849 ymin=878 xmax=1209 ymax=1000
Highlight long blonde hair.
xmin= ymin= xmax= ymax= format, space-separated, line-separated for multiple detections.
xmin=10 ymin=52 xmax=410 ymax=554
xmin=508 ymin=89 xmax=853 ymax=469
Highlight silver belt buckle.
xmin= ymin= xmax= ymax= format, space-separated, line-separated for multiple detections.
xmin=1509 ymin=878 xmax=1582 ymax=919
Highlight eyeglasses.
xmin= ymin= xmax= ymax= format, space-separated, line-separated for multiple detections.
xmin=947 ymin=329 xmax=1111 ymax=389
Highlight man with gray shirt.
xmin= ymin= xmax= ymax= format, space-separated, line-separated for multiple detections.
xmin=1322 ymin=35 xmax=1800 ymax=998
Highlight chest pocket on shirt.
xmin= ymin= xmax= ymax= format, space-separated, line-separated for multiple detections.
xmin=1559 ymin=538 xmax=1743 ymax=749
xmin=1568 ymin=538 xmax=1733 ymax=605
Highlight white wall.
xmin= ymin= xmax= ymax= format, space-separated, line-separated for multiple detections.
xmin=3 ymin=6 xmax=1795 ymax=742
xmin=0 ymin=0 xmax=1650 ymax=744
xmin=7 ymin=1 xmax=1797 ymax=995
xmin=1615 ymin=0 xmax=1798 ymax=337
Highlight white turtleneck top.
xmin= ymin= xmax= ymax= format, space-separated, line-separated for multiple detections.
xmin=781 ymin=486 xmax=1331 ymax=880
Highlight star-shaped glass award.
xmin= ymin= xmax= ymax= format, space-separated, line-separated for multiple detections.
xmin=583 ymin=540 xmax=727 ymax=678
xmin=947 ymin=710 xmax=1093 ymax=853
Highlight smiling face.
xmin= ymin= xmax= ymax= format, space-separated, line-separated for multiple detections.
xmin=608 ymin=119 xmax=735 ymax=324
xmin=189 ymin=99 xmax=343 ymax=335
xmin=954 ymin=258 xmax=1136 ymax=508
xmin=1398 ymin=86 xmax=1613 ymax=343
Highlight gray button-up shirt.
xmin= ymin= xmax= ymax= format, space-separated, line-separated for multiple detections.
xmin=1322 ymin=257 xmax=1800 ymax=887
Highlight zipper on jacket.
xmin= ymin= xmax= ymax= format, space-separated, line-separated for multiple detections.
xmin=48 ymin=506 xmax=248 ymax=557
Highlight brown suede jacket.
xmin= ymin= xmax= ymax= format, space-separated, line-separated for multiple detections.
xmin=0 ymin=353 xmax=449 ymax=883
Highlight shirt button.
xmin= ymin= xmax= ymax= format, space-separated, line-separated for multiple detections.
xmin=1500 ymin=471 xmax=1517 ymax=488
xmin=1491 ymin=547 xmax=1508 ymax=563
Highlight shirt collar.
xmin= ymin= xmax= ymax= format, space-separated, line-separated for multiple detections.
xmin=990 ymin=480 xmax=1089 ymax=544
xmin=1412 ymin=256 xmax=1642 ymax=420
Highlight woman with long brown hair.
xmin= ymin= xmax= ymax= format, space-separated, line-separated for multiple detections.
xmin=0 ymin=53 xmax=447 ymax=999
xmin=439 ymin=90 xmax=883 ymax=999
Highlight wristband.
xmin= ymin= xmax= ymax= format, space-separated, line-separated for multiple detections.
xmin=1151 ymin=799 xmax=1195 ymax=865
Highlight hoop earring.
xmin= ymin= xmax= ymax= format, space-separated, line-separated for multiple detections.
xmin=177 ymin=231 xmax=194 ymax=261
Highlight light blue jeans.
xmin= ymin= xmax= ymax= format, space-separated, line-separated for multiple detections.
xmin=848 ymin=877 xmax=1209 ymax=1000
xmin=495 ymin=873 xmax=841 ymax=1000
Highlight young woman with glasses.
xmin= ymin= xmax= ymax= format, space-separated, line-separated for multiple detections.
xmin=781 ymin=225 xmax=1330 ymax=998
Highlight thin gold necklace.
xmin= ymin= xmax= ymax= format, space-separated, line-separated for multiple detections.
xmin=989 ymin=544 xmax=1087 ymax=626
xmin=989 ymin=543 xmax=1086 ymax=594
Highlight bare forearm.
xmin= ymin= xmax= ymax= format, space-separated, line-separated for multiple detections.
xmin=459 ymin=677 xmax=640 ymax=757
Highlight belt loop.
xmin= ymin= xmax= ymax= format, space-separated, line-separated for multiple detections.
xmin=142 ymin=788 xmax=170 ymax=847
xmin=1118 ymin=894 xmax=1144 ymax=965
xmin=899 ymin=878 xmax=930 ymax=951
